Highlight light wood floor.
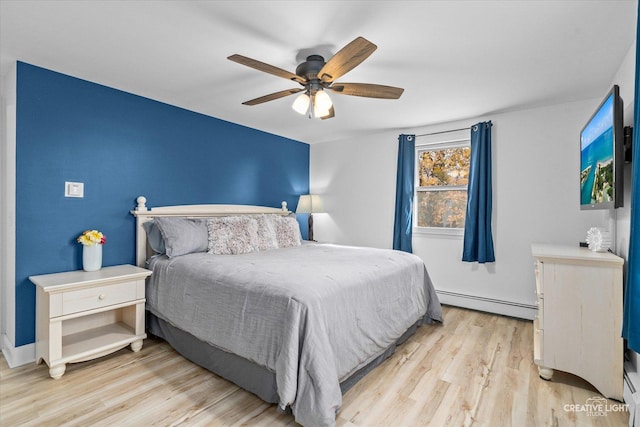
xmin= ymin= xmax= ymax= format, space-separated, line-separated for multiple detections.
xmin=0 ymin=306 xmax=629 ymax=426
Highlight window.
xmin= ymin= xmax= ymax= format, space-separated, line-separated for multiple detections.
xmin=415 ymin=138 xmax=470 ymax=234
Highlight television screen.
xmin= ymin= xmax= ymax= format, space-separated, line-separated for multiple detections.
xmin=580 ymin=85 xmax=623 ymax=209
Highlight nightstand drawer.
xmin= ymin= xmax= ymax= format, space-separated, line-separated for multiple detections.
xmin=61 ymin=281 xmax=138 ymax=316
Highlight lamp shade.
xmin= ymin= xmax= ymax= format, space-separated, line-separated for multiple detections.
xmin=296 ymin=195 xmax=325 ymax=213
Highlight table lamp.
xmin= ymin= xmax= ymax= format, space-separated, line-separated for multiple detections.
xmin=296 ymin=194 xmax=324 ymax=241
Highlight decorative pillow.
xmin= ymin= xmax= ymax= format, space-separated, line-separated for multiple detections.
xmin=154 ymin=217 xmax=208 ymax=258
xmin=274 ymin=214 xmax=302 ymax=248
xmin=253 ymin=214 xmax=279 ymax=251
xmin=207 ymin=216 xmax=259 ymax=255
xmin=142 ymin=221 xmax=166 ymax=254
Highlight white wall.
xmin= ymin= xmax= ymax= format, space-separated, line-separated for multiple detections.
xmin=311 ymin=99 xmax=612 ymax=319
xmin=311 ymin=130 xmax=399 ymax=249
xmin=1 ymin=63 xmax=17 ymax=361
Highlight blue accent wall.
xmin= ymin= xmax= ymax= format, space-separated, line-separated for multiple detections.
xmin=15 ymin=62 xmax=309 ymax=346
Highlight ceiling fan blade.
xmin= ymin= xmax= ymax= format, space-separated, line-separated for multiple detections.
xmin=228 ymin=54 xmax=306 ymax=84
xmin=242 ymin=88 xmax=304 ymax=106
xmin=318 ymin=37 xmax=377 ymax=83
xmin=320 ymin=106 xmax=335 ymax=120
xmin=328 ymin=83 xmax=404 ymax=99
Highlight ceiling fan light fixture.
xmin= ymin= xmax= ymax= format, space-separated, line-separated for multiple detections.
xmin=313 ymin=103 xmax=331 ymax=119
xmin=314 ymin=89 xmax=332 ymax=113
xmin=292 ymin=92 xmax=311 ymax=115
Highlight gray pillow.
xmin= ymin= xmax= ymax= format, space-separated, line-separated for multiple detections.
xmin=154 ymin=217 xmax=208 ymax=257
xmin=142 ymin=221 xmax=166 ymax=254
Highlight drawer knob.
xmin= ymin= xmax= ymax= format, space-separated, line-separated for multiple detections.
xmin=98 ymin=294 xmax=106 ymax=300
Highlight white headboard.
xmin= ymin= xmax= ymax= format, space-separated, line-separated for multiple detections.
xmin=130 ymin=196 xmax=291 ymax=267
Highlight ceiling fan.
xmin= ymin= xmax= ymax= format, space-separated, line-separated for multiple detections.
xmin=228 ymin=37 xmax=404 ymax=120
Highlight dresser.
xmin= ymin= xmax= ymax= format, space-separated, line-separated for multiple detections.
xmin=531 ymin=244 xmax=623 ymax=400
xmin=31 ymin=265 xmax=152 ymax=379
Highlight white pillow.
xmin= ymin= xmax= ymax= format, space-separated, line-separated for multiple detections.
xmin=207 ymin=216 xmax=259 ymax=255
xmin=253 ymin=214 xmax=279 ymax=251
xmin=274 ymin=215 xmax=302 ymax=248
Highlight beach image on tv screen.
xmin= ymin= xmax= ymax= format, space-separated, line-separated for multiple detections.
xmin=581 ymin=94 xmax=614 ymax=205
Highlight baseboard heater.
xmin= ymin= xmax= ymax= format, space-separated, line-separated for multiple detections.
xmin=436 ymin=290 xmax=537 ymax=320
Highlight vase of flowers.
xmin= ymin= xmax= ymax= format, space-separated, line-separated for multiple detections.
xmin=77 ymin=230 xmax=106 ymax=272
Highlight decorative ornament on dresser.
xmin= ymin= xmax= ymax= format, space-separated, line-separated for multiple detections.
xmin=77 ymin=229 xmax=106 ymax=271
xmin=585 ymin=227 xmax=612 ymax=252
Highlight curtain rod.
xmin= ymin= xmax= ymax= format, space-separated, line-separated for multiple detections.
xmin=415 ymin=127 xmax=470 ymax=138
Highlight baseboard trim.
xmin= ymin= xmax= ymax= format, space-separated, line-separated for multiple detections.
xmin=436 ymin=290 xmax=537 ymax=320
xmin=625 ymin=362 xmax=640 ymax=426
xmin=2 ymin=333 xmax=35 ymax=368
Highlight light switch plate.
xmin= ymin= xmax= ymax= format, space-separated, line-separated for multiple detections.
xmin=65 ymin=181 xmax=84 ymax=198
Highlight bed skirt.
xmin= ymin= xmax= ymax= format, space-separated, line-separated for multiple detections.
xmin=146 ymin=311 xmax=421 ymax=405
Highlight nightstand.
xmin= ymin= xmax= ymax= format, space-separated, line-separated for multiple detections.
xmin=30 ymin=264 xmax=152 ymax=379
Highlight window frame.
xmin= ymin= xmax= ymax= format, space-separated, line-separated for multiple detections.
xmin=413 ymin=136 xmax=471 ymax=237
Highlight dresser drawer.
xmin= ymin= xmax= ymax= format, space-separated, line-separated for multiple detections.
xmin=60 ymin=281 xmax=138 ymax=316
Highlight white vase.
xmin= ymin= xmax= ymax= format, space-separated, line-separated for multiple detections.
xmin=83 ymin=244 xmax=102 ymax=272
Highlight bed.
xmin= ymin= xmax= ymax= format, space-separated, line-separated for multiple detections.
xmin=130 ymin=196 xmax=442 ymax=427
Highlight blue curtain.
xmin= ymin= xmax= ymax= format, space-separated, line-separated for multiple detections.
xmin=622 ymin=4 xmax=640 ymax=353
xmin=393 ymin=134 xmax=415 ymax=252
xmin=462 ymin=121 xmax=495 ymax=263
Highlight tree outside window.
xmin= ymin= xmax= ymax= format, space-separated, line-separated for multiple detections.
xmin=415 ymin=144 xmax=470 ymax=229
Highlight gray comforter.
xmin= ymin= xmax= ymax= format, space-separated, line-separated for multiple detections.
xmin=146 ymin=243 xmax=442 ymax=427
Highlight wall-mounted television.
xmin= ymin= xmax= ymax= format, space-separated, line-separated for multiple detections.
xmin=580 ymin=84 xmax=624 ymax=210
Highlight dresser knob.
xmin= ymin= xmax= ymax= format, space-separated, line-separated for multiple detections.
xmin=98 ymin=294 xmax=106 ymax=300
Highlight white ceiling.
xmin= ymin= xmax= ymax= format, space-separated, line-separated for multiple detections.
xmin=0 ymin=1 xmax=636 ymax=144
